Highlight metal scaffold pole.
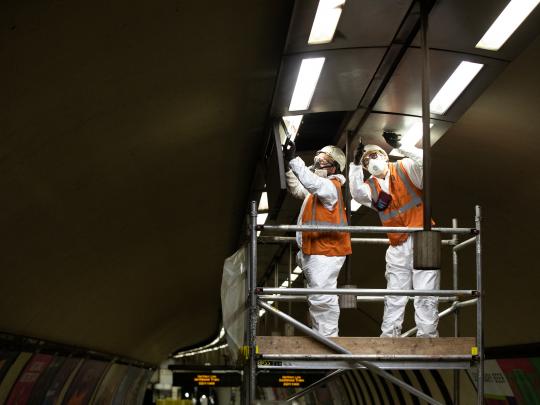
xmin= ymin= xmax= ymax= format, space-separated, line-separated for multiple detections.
xmin=249 ymin=206 xmax=482 ymax=404
xmin=452 ymin=218 xmax=460 ymax=405
xmin=476 ymin=206 xmax=484 ymax=405
xmin=246 ymin=201 xmax=258 ymax=404
xmin=420 ymin=0 xmax=432 ymax=231
xmin=259 ymin=300 xmax=444 ymax=405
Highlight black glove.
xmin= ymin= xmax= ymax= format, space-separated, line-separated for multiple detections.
xmin=353 ymin=141 xmax=365 ymax=165
xmin=282 ymin=138 xmax=296 ymax=166
xmin=383 ymin=131 xmax=402 ymax=148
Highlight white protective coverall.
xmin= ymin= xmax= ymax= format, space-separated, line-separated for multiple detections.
xmin=286 ymin=156 xmax=347 ymax=337
xmin=349 ymin=146 xmax=440 ymax=337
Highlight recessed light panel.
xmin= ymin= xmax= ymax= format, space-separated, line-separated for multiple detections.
xmin=476 ymin=0 xmax=540 ymax=51
xmin=308 ymin=0 xmax=346 ymax=45
xmin=289 ymin=58 xmax=325 ymax=111
xmin=430 ymin=61 xmax=484 ymax=115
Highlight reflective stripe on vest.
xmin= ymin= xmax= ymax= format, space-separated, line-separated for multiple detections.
xmin=307 ymin=183 xmax=348 ymax=227
xmin=301 ymin=178 xmax=352 ymax=256
xmin=370 ymin=163 xmax=422 ymax=222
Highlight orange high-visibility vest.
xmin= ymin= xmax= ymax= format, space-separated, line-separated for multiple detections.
xmin=301 ymin=178 xmax=352 ymax=256
xmin=366 ymin=161 xmax=431 ymax=246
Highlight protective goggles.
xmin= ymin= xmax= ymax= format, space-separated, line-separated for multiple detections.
xmin=314 ymin=153 xmax=335 ymax=169
xmin=361 ymin=151 xmax=386 ymax=169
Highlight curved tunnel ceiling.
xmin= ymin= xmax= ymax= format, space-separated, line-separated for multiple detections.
xmin=0 ymin=1 xmax=293 ymax=364
xmin=2 ymin=0 xmax=540 ymax=367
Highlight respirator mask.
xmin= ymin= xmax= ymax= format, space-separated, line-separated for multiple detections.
xmin=367 ymin=158 xmax=388 ymax=176
xmin=362 ymin=151 xmax=388 ymax=177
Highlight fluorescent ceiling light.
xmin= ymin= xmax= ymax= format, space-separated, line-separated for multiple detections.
xmin=308 ymin=0 xmax=346 ymax=45
xmin=293 ymin=266 xmax=302 ymax=274
xmin=256 ymin=212 xmax=268 ymax=237
xmin=280 ymin=280 xmax=289 ymax=287
xmin=351 ymin=199 xmax=361 ymax=212
xmin=476 ymin=0 xmax=540 ymax=51
xmin=390 ymin=122 xmax=433 ymax=157
xmin=257 ymin=213 xmax=268 ymax=226
xmin=289 ymin=58 xmax=325 ymax=111
xmin=282 ymin=115 xmax=303 ymax=142
xmin=430 ymin=61 xmax=484 ymax=115
xmin=290 ymin=273 xmax=299 ymax=282
xmin=258 ymin=192 xmax=268 ymax=211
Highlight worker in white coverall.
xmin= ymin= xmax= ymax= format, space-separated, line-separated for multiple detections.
xmin=349 ymin=132 xmax=439 ymax=337
xmin=283 ymin=139 xmax=352 ymax=337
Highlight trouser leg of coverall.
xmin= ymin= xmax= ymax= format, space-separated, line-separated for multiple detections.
xmin=381 ymin=240 xmax=412 ymax=337
xmin=297 ymin=252 xmax=345 ymax=337
xmin=413 ymin=268 xmax=440 ymax=337
xmin=381 ymin=238 xmax=440 ymax=337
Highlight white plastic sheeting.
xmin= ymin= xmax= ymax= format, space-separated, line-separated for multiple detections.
xmin=221 ymin=246 xmax=247 ymax=361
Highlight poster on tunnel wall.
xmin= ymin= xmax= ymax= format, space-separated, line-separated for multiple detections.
xmin=484 ymin=358 xmax=540 ymax=404
xmin=0 ymin=351 xmax=19 ymax=383
xmin=27 ymin=356 xmax=67 ymax=404
xmin=111 ymin=365 xmax=140 ymax=405
xmin=91 ymin=363 xmax=128 ymax=405
xmin=0 ymin=352 xmax=32 ymax=405
xmin=42 ymin=357 xmax=83 ymax=405
xmin=60 ymin=359 xmax=108 ymax=405
xmin=5 ymin=353 xmax=54 ymax=404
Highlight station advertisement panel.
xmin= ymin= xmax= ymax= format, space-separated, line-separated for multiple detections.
xmin=483 ymin=358 xmax=540 ymax=404
xmin=6 ymin=353 xmax=54 ymax=404
xmin=60 ymin=359 xmax=108 ymax=405
xmin=27 ymin=356 xmax=66 ymax=404
xmin=42 ymin=357 xmax=83 ymax=405
xmin=92 ymin=363 xmax=128 ymax=405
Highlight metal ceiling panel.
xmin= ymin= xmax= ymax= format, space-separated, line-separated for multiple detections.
xmin=356 ymin=113 xmax=453 ymax=152
xmin=285 ymin=0 xmax=413 ymax=54
xmin=373 ymin=48 xmax=508 ymax=122
xmin=411 ymin=0 xmax=540 ymax=61
xmin=272 ymin=48 xmax=386 ymax=116
xmin=295 ymin=111 xmax=347 ymax=151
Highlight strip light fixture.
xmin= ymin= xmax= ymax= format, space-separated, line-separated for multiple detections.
xmin=430 ymin=61 xmax=484 ymax=115
xmin=390 ymin=121 xmax=434 ymax=157
xmin=289 ymin=57 xmax=325 ymax=111
xmin=258 ymin=192 xmax=268 ymax=211
xmin=476 ymin=0 xmax=540 ymax=51
xmin=256 ymin=212 xmax=268 ymax=237
xmin=308 ymin=0 xmax=346 ymax=45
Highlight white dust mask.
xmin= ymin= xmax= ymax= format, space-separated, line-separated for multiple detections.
xmin=368 ymin=158 xmax=387 ymax=176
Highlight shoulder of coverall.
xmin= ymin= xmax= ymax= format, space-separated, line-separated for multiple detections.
xmin=328 ymin=174 xmax=346 ymax=185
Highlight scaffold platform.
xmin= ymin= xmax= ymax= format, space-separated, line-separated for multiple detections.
xmin=256 ymin=336 xmax=477 ymax=370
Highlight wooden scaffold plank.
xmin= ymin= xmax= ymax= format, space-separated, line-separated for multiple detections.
xmin=257 ymin=336 xmax=476 ymax=356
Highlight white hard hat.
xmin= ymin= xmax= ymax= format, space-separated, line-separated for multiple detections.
xmin=360 ymin=145 xmax=388 ymax=169
xmin=316 ymin=145 xmax=346 ymax=172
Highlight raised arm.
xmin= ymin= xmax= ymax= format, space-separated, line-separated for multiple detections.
xmin=288 ymin=157 xmax=339 ymax=210
xmin=397 ymin=145 xmax=423 ymax=189
xmin=286 ymin=169 xmax=309 ymax=200
xmin=383 ymin=131 xmax=423 ymax=189
xmin=349 ymin=162 xmax=373 ymax=208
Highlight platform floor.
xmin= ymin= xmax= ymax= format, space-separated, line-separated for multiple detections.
xmin=256 ymin=336 xmax=477 ymax=370
xmin=257 ymin=336 xmax=476 ymax=356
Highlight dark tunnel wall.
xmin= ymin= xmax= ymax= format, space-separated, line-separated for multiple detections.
xmin=429 ymin=32 xmax=540 ymax=347
xmin=0 ymin=0 xmax=293 ymax=364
